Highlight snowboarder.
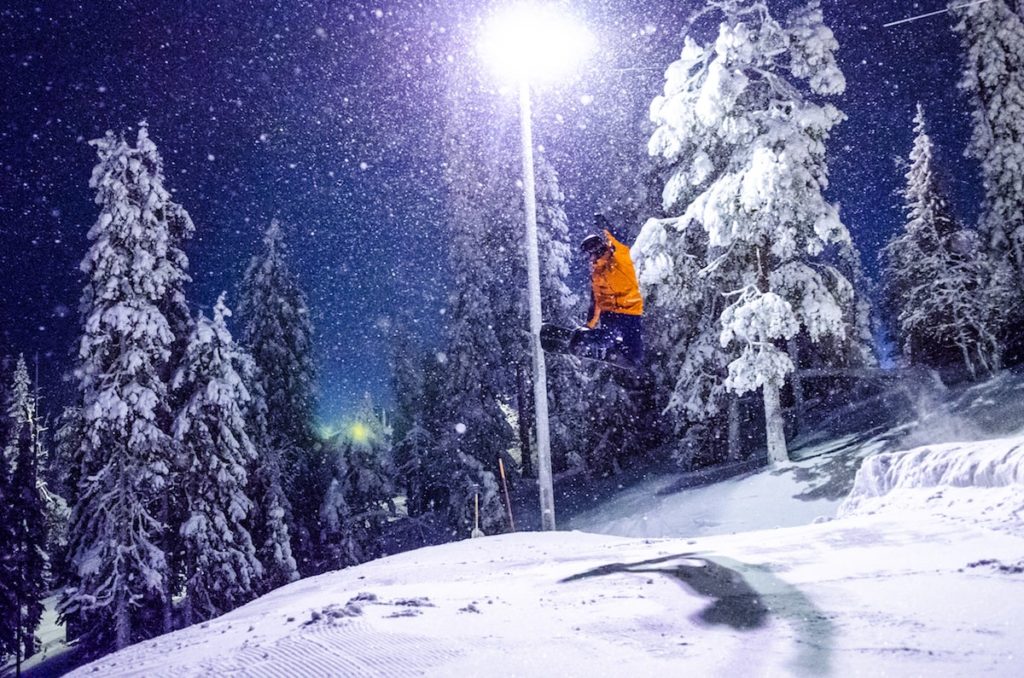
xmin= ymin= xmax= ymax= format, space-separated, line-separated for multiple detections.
xmin=541 ymin=214 xmax=645 ymax=369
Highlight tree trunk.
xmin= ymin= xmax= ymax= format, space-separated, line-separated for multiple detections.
xmin=756 ymin=243 xmax=789 ymax=464
xmin=16 ymin=592 xmax=22 ymax=677
xmin=787 ymin=338 xmax=805 ymax=436
xmin=763 ymin=381 xmax=789 ymax=464
xmin=115 ymin=586 xmax=131 ymax=650
xmin=727 ymin=396 xmax=741 ymax=462
xmin=516 ymin=366 xmax=534 ymax=478
xmin=161 ymin=492 xmax=174 ymax=635
xmin=182 ymin=594 xmax=194 ymax=630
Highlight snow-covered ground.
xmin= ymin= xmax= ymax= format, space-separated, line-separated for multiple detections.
xmin=65 ymin=430 xmax=1024 ymax=677
xmin=20 ymin=374 xmax=1020 ymax=676
xmin=570 ymin=370 xmax=1024 ymax=540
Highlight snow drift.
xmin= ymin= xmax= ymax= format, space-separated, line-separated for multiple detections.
xmin=841 ymin=435 xmax=1024 ymax=516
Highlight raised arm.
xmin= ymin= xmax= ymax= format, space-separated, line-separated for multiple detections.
xmin=595 ymin=213 xmax=629 ymax=246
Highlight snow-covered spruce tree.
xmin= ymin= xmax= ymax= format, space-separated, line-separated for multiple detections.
xmin=238 ymin=220 xmax=319 ymax=571
xmin=2 ymin=353 xmax=32 ymax=469
xmin=172 ymin=295 xmax=261 ymax=624
xmin=638 ymin=0 xmax=853 ymax=464
xmin=134 ymin=124 xmax=195 ymax=633
xmin=434 ymin=227 xmax=507 ymax=535
xmin=435 ymin=59 xmax=512 ymax=533
xmin=319 ymin=454 xmax=358 ymax=569
xmin=240 ymin=355 xmax=298 ymax=593
xmin=387 ymin=313 xmax=427 ymax=444
xmin=44 ymin=405 xmax=81 ymax=632
xmin=635 ymin=203 xmax=735 ymax=465
xmin=391 ymin=340 xmax=502 ymax=539
xmin=463 ymin=93 xmax=534 ymax=477
xmin=50 ymin=405 xmax=83 ymax=512
xmin=319 ymin=397 xmax=396 ymax=568
xmin=393 ymin=420 xmax=435 ymax=521
xmin=0 ymin=381 xmax=10 ymax=667
xmin=882 ymin=105 xmax=1005 ymax=379
xmin=2 ymin=357 xmax=67 ymax=589
xmin=434 ymin=251 xmax=507 ymax=535
xmin=952 ymin=0 xmax=1024 ymax=349
xmin=386 ymin=317 xmax=436 ymax=518
xmin=60 ymin=128 xmax=187 ymax=651
xmin=830 ymin=243 xmax=877 ymax=370
xmin=0 ymin=357 xmax=47 ymax=670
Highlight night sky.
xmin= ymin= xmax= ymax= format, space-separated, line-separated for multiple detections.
xmin=0 ymin=0 xmax=980 ymax=424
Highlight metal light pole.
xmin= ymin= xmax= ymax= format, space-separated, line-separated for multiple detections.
xmin=479 ymin=3 xmax=593 ymax=532
xmin=516 ymin=78 xmax=555 ymax=531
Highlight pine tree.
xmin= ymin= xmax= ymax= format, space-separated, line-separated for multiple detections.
xmin=439 ymin=59 xmax=515 ymax=465
xmin=433 ymin=55 xmax=515 ymax=530
xmin=238 ymin=220 xmax=318 ymax=571
xmin=320 ymin=397 xmax=396 ymax=568
xmin=635 ymin=205 xmax=737 ymax=463
xmin=134 ymin=124 xmax=195 ymax=636
xmin=639 ymin=0 xmax=855 ymax=464
xmin=394 ymin=421 xmax=435 ymax=520
xmin=408 ymin=354 xmax=504 ymax=538
xmin=172 ymin=295 xmax=261 ymax=623
xmin=0 ymin=357 xmax=48 ymax=672
xmin=952 ymin=0 xmax=1024 ymax=348
xmin=2 ymin=353 xmax=31 ymax=470
xmin=319 ymin=458 xmax=359 ymax=569
xmin=883 ymin=105 xmax=1005 ymax=378
xmin=0 ymin=378 xmax=10 ymax=666
xmin=48 ymin=406 xmax=81 ymax=606
xmin=434 ymin=258 xmax=509 ymax=533
xmin=61 ymin=127 xmax=186 ymax=651
xmin=241 ymin=359 xmax=298 ymax=593
xmin=387 ymin=314 xmax=427 ymax=444
xmin=386 ymin=319 xmax=435 ymax=516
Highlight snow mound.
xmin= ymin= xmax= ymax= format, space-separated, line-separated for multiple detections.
xmin=840 ymin=435 xmax=1024 ymax=519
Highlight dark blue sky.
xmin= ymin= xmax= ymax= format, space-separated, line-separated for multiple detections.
xmin=0 ymin=0 xmax=979 ymax=423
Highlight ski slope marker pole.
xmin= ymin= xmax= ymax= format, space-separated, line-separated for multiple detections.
xmin=471 ymin=493 xmax=485 ymax=538
xmin=499 ymin=457 xmax=516 ymax=532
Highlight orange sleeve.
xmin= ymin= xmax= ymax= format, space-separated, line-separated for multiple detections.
xmin=604 ymin=229 xmax=626 ymax=250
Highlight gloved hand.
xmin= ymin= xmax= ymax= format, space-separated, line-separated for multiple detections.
xmin=594 ymin=213 xmax=612 ymax=232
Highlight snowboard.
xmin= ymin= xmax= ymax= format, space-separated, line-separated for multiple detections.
xmin=540 ymin=323 xmax=637 ymax=371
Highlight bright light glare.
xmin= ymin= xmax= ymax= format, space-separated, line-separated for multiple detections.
xmin=349 ymin=422 xmax=371 ymax=443
xmin=479 ymin=4 xmax=595 ymax=83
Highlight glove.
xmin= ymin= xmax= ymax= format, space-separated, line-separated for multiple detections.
xmin=594 ymin=213 xmax=612 ymax=231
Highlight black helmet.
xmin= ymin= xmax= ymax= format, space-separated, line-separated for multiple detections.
xmin=580 ymin=234 xmax=606 ymax=255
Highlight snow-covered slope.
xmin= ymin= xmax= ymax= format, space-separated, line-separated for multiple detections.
xmin=56 ymin=373 xmax=1024 ymax=677
xmin=565 ymin=435 xmax=876 ymax=539
xmin=569 ymin=370 xmax=1024 ymax=540
xmin=68 ymin=434 xmax=1024 ymax=677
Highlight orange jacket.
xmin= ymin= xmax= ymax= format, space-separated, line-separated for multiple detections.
xmin=587 ymin=230 xmax=644 ymax=328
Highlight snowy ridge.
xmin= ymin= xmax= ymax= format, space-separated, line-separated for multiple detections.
xmin=841 ymin=435 xmax=1024 ymax=511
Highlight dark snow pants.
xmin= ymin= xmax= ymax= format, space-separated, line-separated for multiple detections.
xmin=572 ymin=312 xmax=644 ymax=366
